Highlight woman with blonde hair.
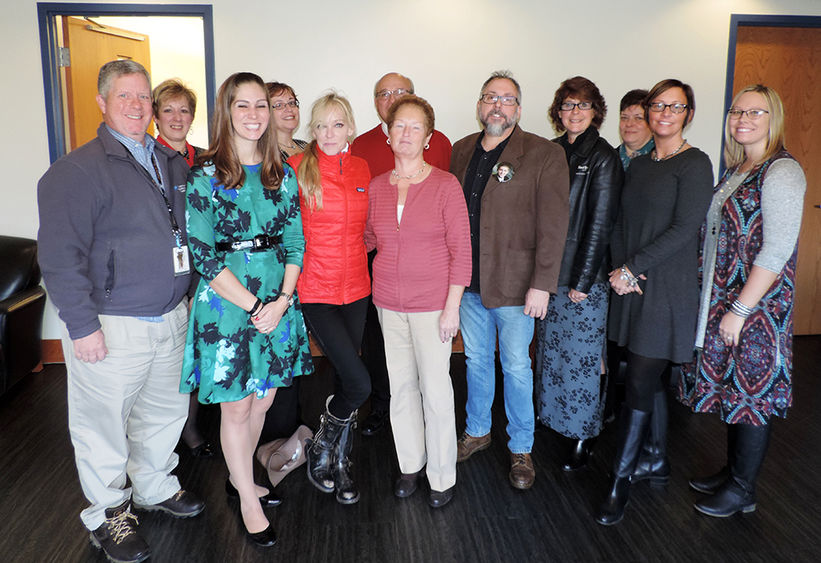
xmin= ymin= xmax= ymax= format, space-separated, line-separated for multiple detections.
xmin=181 ymin=72 xmax=313 ymax=546
xmin=679 ymin=84 xmax=806 ymax=517
xmin=287 ymin=92 xmax=372 ymax=504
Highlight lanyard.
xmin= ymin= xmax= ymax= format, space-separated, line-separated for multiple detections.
xmin=148 ymin=152 xmax=183 ymax=248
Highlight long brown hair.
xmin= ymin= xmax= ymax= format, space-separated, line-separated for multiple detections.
xmin=198 ymin=72 xmax=283 ymax=190
xmin=297 ymin=92 xmax=356 ymax=210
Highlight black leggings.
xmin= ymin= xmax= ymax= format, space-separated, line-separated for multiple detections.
xmin=302 ymin=297 xmax=370 ymax=419
xmin=625 ymin=351 xmax=669 ymax=412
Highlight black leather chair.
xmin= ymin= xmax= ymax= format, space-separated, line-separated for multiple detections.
xmin=0 ymin=235 xmax=47 ymax=398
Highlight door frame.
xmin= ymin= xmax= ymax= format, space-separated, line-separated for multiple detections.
xmin=722 ymin=14 xmax=821 ymax=173
xmin=37 ymin=2 xmax=216 ymax=163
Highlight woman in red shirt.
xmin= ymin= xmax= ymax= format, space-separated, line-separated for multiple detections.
xmin=365 ymin=95 xmax=471 ymax=508
xmin=287 ymin=92 xmax=371 ymax=505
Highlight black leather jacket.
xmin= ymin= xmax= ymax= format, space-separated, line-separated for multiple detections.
xmin=554 ymin=128 xmax=623 ymax=293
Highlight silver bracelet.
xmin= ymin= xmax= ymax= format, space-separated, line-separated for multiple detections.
xmin=730 ymin=299 xmax=754 ymax=319
xmin=619 ymin=266 xmax=638 ymax=288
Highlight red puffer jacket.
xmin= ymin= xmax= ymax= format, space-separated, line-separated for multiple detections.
xmin=288 ymin=147 xmax=371 ymax=304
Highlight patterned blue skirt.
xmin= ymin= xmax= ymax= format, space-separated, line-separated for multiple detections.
xmin=535 ymin=283 xmax=609 ymax=439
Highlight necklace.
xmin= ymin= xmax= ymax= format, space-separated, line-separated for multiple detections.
xmin=278 ymin=141 xmax=297 ymax=150
xmin=391 ymin=162 xmax=427 ymax=180
xmin=651 ymin=139 xmax=686 ymax=161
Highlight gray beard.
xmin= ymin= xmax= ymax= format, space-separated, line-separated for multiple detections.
xmin=480 ymin=111 xmax=517 ymax=137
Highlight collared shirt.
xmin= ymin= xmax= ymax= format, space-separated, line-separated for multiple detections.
xmin=618 ymin=138 xmax=654 ymax=171
xmin=106 ymin=125 xmax=165 ymax=192
xmin=462 ymin=132 xmax=511 ymax=292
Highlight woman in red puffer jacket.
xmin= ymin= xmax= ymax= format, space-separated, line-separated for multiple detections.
xmin=287 ymin=92 xmax=371 ymax=505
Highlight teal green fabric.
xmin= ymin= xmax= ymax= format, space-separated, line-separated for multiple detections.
xmin=181 ymin=163 xmax=313 ymax=404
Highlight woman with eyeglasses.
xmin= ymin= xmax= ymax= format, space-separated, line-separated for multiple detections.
xmin=595 ymin=79 xmax=714 ymax=525
xmin=267 ymin=82 xmax=308 ymax=164
xmin=535 ymin=77 xmax=622 ymax=472
xmin=678 ymin=85 xmax=805 ymax=517
xmin=287 ymin=92 xmax=372 ymax=505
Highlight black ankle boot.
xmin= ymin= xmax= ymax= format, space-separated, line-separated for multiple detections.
xmin=595 ymin=407 xmax=651 ymax=526
xmin=632 ymin=390 xmax=670 ymax=486
xmin=695 ymin=423 xmax=770 ymax=517
xmin=562 ymin=438 xmax=596 ymax=472
xmin=306 ymin=397 xmax=347 ymax=493
xmin=333 ymin=410 xmax=360 ymax=504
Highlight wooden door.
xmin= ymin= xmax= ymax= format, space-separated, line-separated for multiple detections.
xmin=733 ymin=25 xmax=821 ymax=335
xmin=63 ymin=16 xmax=151 ymax=150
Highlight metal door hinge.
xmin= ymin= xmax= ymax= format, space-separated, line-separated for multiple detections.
xmin=58 ymin=47 xmax=70 ymax=67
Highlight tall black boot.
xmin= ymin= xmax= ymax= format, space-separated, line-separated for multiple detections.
xmin=695 ymin=423 xmax=771 ymax=517
xmin=632 ymin=390 xmax=670 ymax=486
xmin=595 ymin=407 xmax=652 ymax=526
xmin=333 ymin=410 xmax=360 ymax=504
xmin=305 ymin=396 xmax=347 ymax=493
xmin=689 ymin=423 xmax=736 ymax=494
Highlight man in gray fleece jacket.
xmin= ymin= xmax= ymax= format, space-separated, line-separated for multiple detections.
xmin=37 ymin=60 xmax=203 ymax=563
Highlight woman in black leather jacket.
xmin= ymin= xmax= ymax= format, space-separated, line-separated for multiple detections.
xmin=535 ymin=76 xmax=623 ymax=471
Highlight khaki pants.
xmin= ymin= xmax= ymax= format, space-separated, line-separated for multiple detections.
xmin=63 ymin=301 xmax=189 ymax=530
xmin=377 ymin=307 xmax=456 ymax=492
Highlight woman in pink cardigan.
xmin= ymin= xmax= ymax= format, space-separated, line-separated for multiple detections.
xmin=364 ymin=95 xmax=471 ymax=508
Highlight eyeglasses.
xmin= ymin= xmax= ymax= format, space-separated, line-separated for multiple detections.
xmin=479 ymin=94 xmax=519 ymax=106
xmin=727 ymin=108 xmax=769 ymax=120
xmin=560 ymin=101 xmax=593 ymax=111
xmin=375 ymin=88 xmax=412 ymax=100
xmin=272 ymin=100 xmax=299 ymax=111
xmin=648 ymin=102 xmax=688 ymax=114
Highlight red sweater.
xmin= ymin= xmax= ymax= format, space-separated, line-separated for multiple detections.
xmin=364 ymin=167 xmax=471 ymax=312
xmin=351 ymin=124 xmax=452 ymax=177
xmin=288 ymin=148 xmax=371 ymax=305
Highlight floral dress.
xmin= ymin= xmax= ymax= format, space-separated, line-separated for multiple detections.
xmin=181 ymin=163 xmax=313 ymax=404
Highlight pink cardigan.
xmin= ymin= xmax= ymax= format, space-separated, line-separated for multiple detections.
xmin=365 ymin=167 xmax=471 ymax=312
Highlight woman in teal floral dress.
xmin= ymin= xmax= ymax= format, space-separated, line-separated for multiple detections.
xmin=181 ymin=72 xmax=312 ymax=547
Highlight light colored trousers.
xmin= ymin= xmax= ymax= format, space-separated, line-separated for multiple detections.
xmin=377 ymin=307 xmax=457 ymax=492
xmin=62 ymin=301 xmax=189 ymax=530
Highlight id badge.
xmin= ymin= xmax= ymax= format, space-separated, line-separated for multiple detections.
xmin=173 ymin=246 xmax=191 ymax=276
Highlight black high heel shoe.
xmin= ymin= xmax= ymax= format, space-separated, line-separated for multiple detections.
xmin=225 ymin=479 xmax=282 ymax=507
xmin=246 ymin=524 xmax=277 ymax=547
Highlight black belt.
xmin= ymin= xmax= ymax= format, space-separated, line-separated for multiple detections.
xmin=215 ymin=234 xmax=282 ymax=252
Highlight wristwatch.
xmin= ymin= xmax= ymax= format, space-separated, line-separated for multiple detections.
xmin=277 ymin=292 xmax=294 ymax=307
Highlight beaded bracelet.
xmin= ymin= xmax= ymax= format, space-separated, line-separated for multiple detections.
xmin=248 ymin=297 xmax=263 ymax=316
xmin=619 ymin=266 xmax=639 ymax=288
xmin=729 ymin=300 xmax=754 ymax=319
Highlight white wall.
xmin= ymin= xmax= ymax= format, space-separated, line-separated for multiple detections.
xmin=3 ymin=0 xmax=820 ymax=339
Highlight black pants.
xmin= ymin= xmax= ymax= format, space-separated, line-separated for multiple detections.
xmin=302 ymin=297 xmax=371 ymax=419
xmin=625 ymin=351 xmax=669 ymax=412
xmin=361 ymin=250 xmax=390 ymax=412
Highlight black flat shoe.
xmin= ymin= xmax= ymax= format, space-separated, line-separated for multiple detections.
xmin=226 ymin=479 xmax=282 ymax=507
xmin=247 ymin=524 xmax=277 ymax=547
xmin=361 ymin=409 xmax=389 ymax=436
xmin=188 ymin=441 xmax=215 ymax=458
xmin=428 ymin=486 xmax=454 ymax=508
xmin=394 ymin=472 xmax=420 ymax=498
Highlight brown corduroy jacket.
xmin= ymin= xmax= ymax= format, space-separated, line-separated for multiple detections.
xmin=450 ymin=125 xmax=570 ymax=308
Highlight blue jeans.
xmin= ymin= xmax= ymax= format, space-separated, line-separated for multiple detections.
xmin=459 ymin=291 xmax=535 ymax=454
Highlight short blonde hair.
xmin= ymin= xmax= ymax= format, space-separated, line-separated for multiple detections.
xmin=724 ymin=84 xmax=786 ymax=169
xmin=152 ymin=78 xmax=197 ymax=118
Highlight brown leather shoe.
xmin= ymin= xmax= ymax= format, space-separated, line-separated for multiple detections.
xmin=509 ymin=453 xmax=535 ymax=489
xmin=456 ymin=432 xmax=491 ymax=462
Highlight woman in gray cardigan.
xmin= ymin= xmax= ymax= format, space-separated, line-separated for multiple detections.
xmin=596 ymin=79 xmax=714 ymax=526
